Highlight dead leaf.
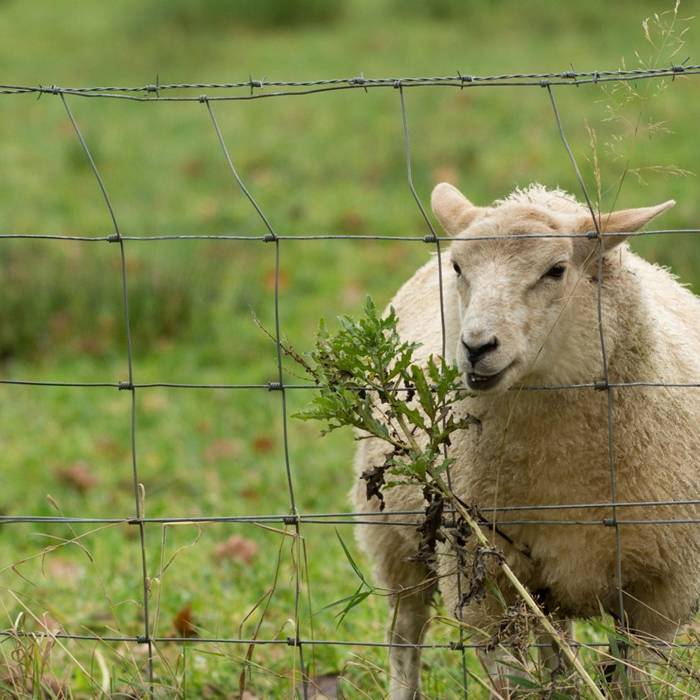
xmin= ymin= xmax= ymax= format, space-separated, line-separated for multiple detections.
xmin=432 ymin=164 xmax=459 ymax=185
xmin=97 ymin=434 xmax=124 ymax=458
xmin=264 ymin=268 xmax=289 ymax=292
xmin=0 ymin=665 xmax=68 ymax=699
xmin=197 ymin=419 xmax=212 ymax=434
xmin=173 ymin=604 xmax=199 ymax=638
xmin=214 ymin=535 xmax=258 ymax=565
xmin=204 ymin=438 xmax=242 ymax=463
xmin=337 ymin=210 xmax=365 ymax=233
xmin=240 ymin=487 xmax=260 ymax=502
xmin=54 ymin=462 xmax=98 ymax=493
xmin=141 ymin=392 xmax=167 ymax=414
xmin=252 ymin=435 xmax=274 ymax=454
xmin=341 ymin=281 xmax=363 ymax=307
xmin=310 ymin=674 xmax=342 ymax=699
xmin=45 ymin=556 xmax=83 ymax=584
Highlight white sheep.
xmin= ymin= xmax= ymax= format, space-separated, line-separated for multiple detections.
xmin=352 ymin=182 xmax=700 ymax=699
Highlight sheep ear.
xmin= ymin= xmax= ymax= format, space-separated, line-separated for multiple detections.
xmin=573 ymin=200 xmax=676 ymax=253
xmin=431 ymin=183 xmax=483 ymax=236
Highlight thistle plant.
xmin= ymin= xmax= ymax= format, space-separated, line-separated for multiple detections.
xmin=283 ymin=297 xmax=606 ymax=699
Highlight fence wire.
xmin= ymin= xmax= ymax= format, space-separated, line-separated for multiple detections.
xmin=1 ymin=66 xmax=700 ymax=698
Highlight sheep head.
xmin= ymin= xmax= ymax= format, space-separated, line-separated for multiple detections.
xmin=431 ymin=182 xmax=675 ymax=393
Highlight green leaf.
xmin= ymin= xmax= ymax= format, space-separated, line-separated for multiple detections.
xmin=505 ymin=675 xmax=540 ymax=689
xmin=335 ymin=530 xmax=370 ymax=586
xmin=410 ymin=364 xmax=435 ymax=417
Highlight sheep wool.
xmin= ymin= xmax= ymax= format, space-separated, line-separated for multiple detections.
xmin=352 ymin=182 xmax=700 ymax=699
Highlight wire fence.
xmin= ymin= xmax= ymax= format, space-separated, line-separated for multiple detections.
xmin=1 ymin=65 xmax=700 ymax=698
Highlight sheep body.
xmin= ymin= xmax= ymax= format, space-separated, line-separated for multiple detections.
xmin=352 ymin=184 xmax=700 ymax=698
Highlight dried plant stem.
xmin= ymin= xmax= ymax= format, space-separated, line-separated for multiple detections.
xmin=431 ymin=475 xmax=606 ymax=700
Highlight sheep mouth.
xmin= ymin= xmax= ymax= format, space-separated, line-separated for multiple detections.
xmin=466 ymin=364 xmax=512 ymax=391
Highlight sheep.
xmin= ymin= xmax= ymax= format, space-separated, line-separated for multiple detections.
xmin=351 ymin=182 xmax=700 ymax=699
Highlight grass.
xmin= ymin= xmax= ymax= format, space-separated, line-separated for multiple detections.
xmin=1 ymin=0 xmax=699 ymax=696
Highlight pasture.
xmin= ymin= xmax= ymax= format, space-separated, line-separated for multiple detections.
xmin=1 ymin=0 xmax=699 ymax=696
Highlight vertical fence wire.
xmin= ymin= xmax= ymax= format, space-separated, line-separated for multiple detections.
xmin=204 ymin=98 xmax=309 ymax=699
xmin=59 ymin=94 xmax=155 ymax=691
xmin=545 ymin=84 xmax=626 ymax=626
xmin=398 ymin=84 xmax=469 ymax=698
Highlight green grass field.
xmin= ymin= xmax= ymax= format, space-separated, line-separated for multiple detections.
xmin=1 ymin=0 xmax=700 ymax=697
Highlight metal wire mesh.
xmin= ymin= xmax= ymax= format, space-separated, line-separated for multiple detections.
xmin=1 ymin=66 xmax=700 ymax=697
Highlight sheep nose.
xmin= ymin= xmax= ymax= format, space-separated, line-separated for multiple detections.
xmin=463 ymin=337 xmax=499 ymax=365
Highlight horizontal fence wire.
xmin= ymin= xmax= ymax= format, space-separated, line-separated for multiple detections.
xmin=1 ymin=63 xmax=699 ymax=99
xmin=1 ymin=65 xmax=700 ymax=697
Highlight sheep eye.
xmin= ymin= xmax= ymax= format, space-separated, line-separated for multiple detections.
xmin=543 ymin=264 xmax=566 ymax=280
xmin=452 ymin=261 xmax=462 ymax=275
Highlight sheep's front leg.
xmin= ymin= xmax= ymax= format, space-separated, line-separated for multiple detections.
xmin=388 ymin=583 xmax=435 ymax=700
xmin=537 ymin=620 xmax=572 ymax=676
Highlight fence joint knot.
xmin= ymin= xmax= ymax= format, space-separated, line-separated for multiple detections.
xmin=350 ymin=75 xmax=369 ymax=93
xmin=263 ymin=233 xmax=277 ymax=243
xmin=540 ymin=79 xmax=551 ymax=88
xmin=136 ymin=636 xmax=150 ymax=645
xmin=107 ymin=233 xmax=121 ymax=243
xmin=249 ymin=77 xmax=263 ymax=95
xmin=423 ymin=234 xmax=438 ymax=244
xmin=603 ymin=517 xmax=617 ymax=527
xmin=457 ymin=71 xmax=473 ymax=88
xmin=198 ymin=94 xmax=208 ymax=103
xmin=283 ymin=515 xmax=299 ymax=526
xmin=594 ymin=380 xmax=608 ymax=392
xmin=268 ymin=381 xmax=283 ymax=391
xmin=286 ymin=636 xmax=301 ymax=647
xmin=118 ymin=381 xmax=134 ymax=391
xmin=449 ymin=641 xmax=465 ymax=651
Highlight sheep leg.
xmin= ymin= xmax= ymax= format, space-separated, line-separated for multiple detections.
xmin=478 ymin=648 xmax=512 ymax=698
xmin=537 ymin=620 xmax=572 ymax=676
xmin=387 ymin=579 xmax=435 ymax=700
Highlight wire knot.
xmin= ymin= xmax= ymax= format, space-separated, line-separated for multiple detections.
xmin=350 ymin=75 xmax=369 ymax=93
xmin=457 ymin=71 xmax=473 ymax=87
xmin=594 ymin=380 xmax=608 ymax=392
xmin=118 ymin=381 xmax=134 ymax=391
xmin=603 ymin=517 xmax=617 ymax=527
xmin=393 ymin=79 xmax=402 ymax=89
xmin=107 ymin=233 xmax=121 ymax=243
xmin=263 ymin=233 xmax=276 ymax=243
xmin=136 ymin=636 xmax=150 ymax=644
xmin=145 ymin=84 xmax=159 ymax=94
xmin=449 ymin=641 xmax=465 ymax=651
xmin=198 ymin=94 xmax=208 ymax=103
xmin=283 ymin=515 xmax=299 ymax=526
xmin=539 ymin=79 xmax=550 ymax=88
xmin=267 ymin=381 xmax=282 ymax=391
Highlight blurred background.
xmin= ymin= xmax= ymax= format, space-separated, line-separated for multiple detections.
xmin=0 ymin=0 xmax=698 ymax=697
